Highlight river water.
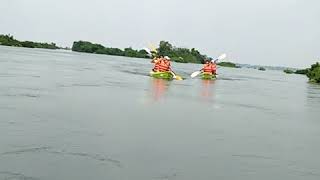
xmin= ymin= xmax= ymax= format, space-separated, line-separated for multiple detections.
xmin=0 ymin=45 xmax=320 ymax=180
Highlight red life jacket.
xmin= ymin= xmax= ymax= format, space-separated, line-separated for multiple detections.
xmin=203 ymin=63 xmax=217 ymax=74
xmin=153 ymin=60 xmax=161 ymax=71
xmin=154 ymin=59 xmax=171 ymax=72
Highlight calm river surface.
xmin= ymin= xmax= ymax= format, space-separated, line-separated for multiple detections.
xmin=1 ymin=46 xmax=320 ymax=180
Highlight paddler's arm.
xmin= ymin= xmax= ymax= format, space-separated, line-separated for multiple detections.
xmin=168 ymin=62 xmax=172 ymax=71
xmin=151 ymin=58 xmax=159 ymax=63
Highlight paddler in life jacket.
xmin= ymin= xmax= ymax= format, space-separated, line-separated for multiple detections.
xmin=151 ymin=55 xmax=163 ymax=65
xmin=201 ymin=59 xmax=217 ymax=75
xmin=151 ymin=56 xmax=172 ymax=72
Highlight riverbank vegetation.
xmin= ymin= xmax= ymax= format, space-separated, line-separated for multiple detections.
xmin=258 ymin=67 xmax=266 ymax=71
xmin=284 ymin=68 xmax=308 ymax=75
xmin=72 ymin=41 xmax=149 ymax=58
xmin=0 ymin=34 xmax=59 ymax=49
xmin=306 ymin=62 xmax=320 ymax=83
xmin=155 ymin=41 xmax=207 ymax=63
xmin=217 ymin=62 xmax=239 ymax=68
xmin=284 ymin=69 xmax=295 ymax=74
xmin=72 ymin=40 xmax=209 ymax=63
xmin=295 ymin=69 xmax=309 ymax=75
xmin=283 ymin=62 xmax=320 ymax=84
xmin=0 ymin=33 xmax=238 ymax=65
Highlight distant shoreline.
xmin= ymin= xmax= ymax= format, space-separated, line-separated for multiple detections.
xmin=1 ymin=34 xmax=318 ymax=83
xmin=0 ymin=34 xmax=293 ymax=69
xmin=0 ymin=34 xmax=233 ymax=66
xmin=0 ymin=34 xmax=67 ymax=50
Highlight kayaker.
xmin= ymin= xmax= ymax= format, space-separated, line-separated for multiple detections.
xmin=151 ymin=55 xmax=163 ymax=63
xmin=201 ymin=59 xmax=217 ymax=75
xmin=151 ymin=56 xmax=162 ymax=71
xmin=152 ymin=56 xmax=171 ymax=72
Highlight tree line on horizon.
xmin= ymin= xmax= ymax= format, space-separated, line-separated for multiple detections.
xmin=71 ymin=41 xmax=150 ymax=58
xmin=71 ymin=40 xmax=210 ymax=64
xmin=72 ymin=40 xmax=238 ymax=67
xmin=0 ymin=34 xmax=319 ymax=83
xmin=0 ymin=34 xmax=59 ymax=49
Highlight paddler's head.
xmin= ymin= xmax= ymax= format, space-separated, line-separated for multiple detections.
xmin=164 ymin=56 xmax=171 ymax=61
xmin=210 ymin=58 xmax=216 ymax=64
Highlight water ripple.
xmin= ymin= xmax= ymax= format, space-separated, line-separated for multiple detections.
xmin=1 ymin=147 xmax=122 ymax=168
xmin=232 ymin=154 xmax=276 ymax=160
xmin=3 ymin=93 xmax=40 ymax=98
xmin=153 ymin=172 xmax=178 ymax=180
xmin=120 ymin=69 xmax=148 ymax=77
xmin=293 ymin=169 xmax=320 ymax=177
xmin=1 ymin=147 xmax=51 ymax=155
xmin=0 ymin=171 xmax=39 ymax=180
xmin=49 ymin=150 xmax=122 ymax=167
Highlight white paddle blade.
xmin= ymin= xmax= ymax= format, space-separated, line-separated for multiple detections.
xmin=148 ymin=44 xmax=158 ymax=53
xmin=191 ymin=71 xmax=201 ymax=78
xmin=217 ymin=53 xmax=227 ymax=60
xmin=143 ymin=47 xmax=152 ymax=55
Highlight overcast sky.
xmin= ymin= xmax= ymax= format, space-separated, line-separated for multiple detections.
xmin=0 ymin=0 xmax=319 ymax=68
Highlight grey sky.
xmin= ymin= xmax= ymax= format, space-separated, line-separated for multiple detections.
xmin=0 ymin=0 xmax=319 ymax=68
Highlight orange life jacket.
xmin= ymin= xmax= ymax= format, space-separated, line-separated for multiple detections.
xmin=153 ymin=59 xmax=171 ymax=72
xmin=203 ymin=63 xmax=217 ymax=74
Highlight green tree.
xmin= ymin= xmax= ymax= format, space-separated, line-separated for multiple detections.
xmin=258 ymin=67 xmax=266 ymax=71
xmin=124 ymin=47 xmax=138 ymax=57
xmin=71 ymin=40 xmax=216 ymax=64
xmin=218 ymin=62 xmax=238 ymax=68
xmin=72 ymin=41 xmax=150 ymax=58
xmin=0 ymin=34 xmax=21 ymax=46
xmin=307 ymin=62 xmax=320 ymax=83
xmin=157 ymin=41 xmax=173 ymax=56
xmin=0 ymin=34 xmax=59 ymax=49
xmin=295 ymin=69 xmax=309 ymax=75
xmin=284 ymin=69 xmax=294 ymax=74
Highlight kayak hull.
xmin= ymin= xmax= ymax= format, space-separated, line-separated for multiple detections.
xmin=150 ymin=71 xmax=174 ymax=80
xmin=201 ymin=73 xmax=216 ymax=80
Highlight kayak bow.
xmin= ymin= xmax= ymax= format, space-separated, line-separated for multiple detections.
xmin=201 ymin=73 xmax=216 ymax=80
xmin=150 ymin=71 xmax=174 ymax=80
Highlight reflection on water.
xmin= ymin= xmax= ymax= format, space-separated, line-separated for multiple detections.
xmin=149 ymin=78 xmax=171 ymax=102
xmin=306 ymin=83 xmax=320 ymax=114
xmin=307 ymin=83 xmax=320 ymax=99
xmin=200 ymin=80 xmax=216 ymax=102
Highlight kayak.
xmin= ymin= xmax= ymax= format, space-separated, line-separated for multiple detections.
xmin=201 ymin=73 xmax=216 ymax=80
xmin=150 ymin=71 xmax=174 ymax=80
